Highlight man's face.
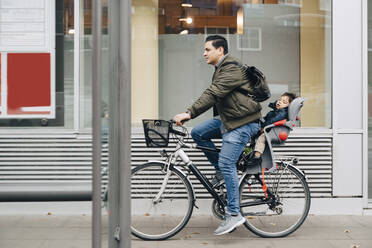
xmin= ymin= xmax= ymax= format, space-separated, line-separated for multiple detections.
xmin=276 ymin=96 xmax=290 ymax=109
xmin=203 ymin=41 xmax=224 ymax=66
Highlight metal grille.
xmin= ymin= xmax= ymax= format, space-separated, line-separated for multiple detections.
xmin=0 ymin=132 xmax=332 ymax=199
xmin=131 ymin=132 xmax=332 ymax=198
xmin=0 ymin=135 xmax=107 ymax=183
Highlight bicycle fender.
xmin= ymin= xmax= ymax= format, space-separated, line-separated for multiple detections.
xmin=282 ymin=162 xmax=307 ymax=179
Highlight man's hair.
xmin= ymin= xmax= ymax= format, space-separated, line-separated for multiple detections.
xmin=281 ymin=92 xmax=297 ymax=103
xmin=205 ymin=35 xmax=228 ymax=55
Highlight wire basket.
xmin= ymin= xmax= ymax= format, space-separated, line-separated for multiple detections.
xmin=142 ymin=119 xmax=171 ymax=147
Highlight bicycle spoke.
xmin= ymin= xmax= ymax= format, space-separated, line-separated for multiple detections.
xmin=131 ymin=162 xmax=194 ymax=240
xmin=239 ymin=163 xmax=311 ymax=238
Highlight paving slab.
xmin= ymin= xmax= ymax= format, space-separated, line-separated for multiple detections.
xmin=0 ymin=216 xmax=24 ymax=227
xmin=271 ymin=240 xmax=335 ymax=248
xmin=14 ymin=215 xmax=68 ymax=228
xmin=350 ymin=215 xmax=372 ymax=227
xmin=341 ymin=227 xmax=372 ymax=240
xmin=292 ymin=227 xmax=353 ymax=240
xmin=0 ymin=215 xmax=371 ymax=248
xmin=39 ymin=239 xmax=91 ymax=248
xmin=302 ymin=215 xmax=365 ymax=228
xmin=0 ymin=240 xmax=45 ymax=248
xmin=328 ymin=240 xmax=372 ymax=248
xmin=215 ymin=239 xmax=275 ymax=248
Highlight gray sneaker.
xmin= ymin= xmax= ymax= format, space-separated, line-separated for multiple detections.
xmin=211 ymin=171 xmax=224 ymax=188
xmin=214 ymin=213 xmax=246 ymax=235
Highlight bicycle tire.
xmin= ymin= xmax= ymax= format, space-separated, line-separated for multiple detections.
xmin=131 ymin=162 xmax=194 ymax=240
xmin=239 ymin=163 xmax=311 ymax=238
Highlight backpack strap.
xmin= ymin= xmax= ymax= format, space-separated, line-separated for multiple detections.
xmin=221 ymin=61 xmax=252 ymax=96
xmin=236 ymin=87 xmax=253 ymax=97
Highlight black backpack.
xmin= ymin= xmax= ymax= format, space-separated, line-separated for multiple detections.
xmin=225 ymin=62 xmax=271 ymax=102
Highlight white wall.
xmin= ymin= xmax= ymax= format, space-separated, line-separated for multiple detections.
xmin=332 ymin=0 xmax=364 ymax=198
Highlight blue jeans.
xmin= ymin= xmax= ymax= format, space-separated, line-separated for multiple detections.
xmin=191 ymin=119 xmax=260 ymax=214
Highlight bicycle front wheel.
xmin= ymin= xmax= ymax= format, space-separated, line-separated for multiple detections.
xmin=239 ymin=163 xmax=311 ymax=238
xmin=131 ymin=162 xmax=194 ymax=240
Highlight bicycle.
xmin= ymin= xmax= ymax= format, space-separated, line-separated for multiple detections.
xmin=131 ymin=102 xmax=311 ymax=240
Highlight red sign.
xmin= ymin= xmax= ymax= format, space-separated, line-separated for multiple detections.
xmin=7 ymin=53 xmax=51 ymax=115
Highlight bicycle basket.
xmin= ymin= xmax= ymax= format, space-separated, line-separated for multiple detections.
xmin=142 ymin=119 xmax=171 ymax=147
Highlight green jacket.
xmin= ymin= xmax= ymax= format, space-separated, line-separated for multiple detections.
xmin=188 ymin=55 xmax=262 ymax=131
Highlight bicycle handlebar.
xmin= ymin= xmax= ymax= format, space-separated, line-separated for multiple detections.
xmin=169 ymin=120 xmax=187 ymax=137
xmin=168 ymin=120 xmax=221 ymax=152
xmin=170 ymin=127 xmax=187 ymax=137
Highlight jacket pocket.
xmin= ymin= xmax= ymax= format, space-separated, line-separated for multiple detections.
xmin=220 ymin=92 xmax=261 ymax=119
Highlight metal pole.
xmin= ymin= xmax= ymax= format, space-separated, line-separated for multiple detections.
xmin=108 ymin=0 xmax=131 ymax=247
xmin=119 ymin=0 xmax=131 ymax=247
xmin=92 ymin=0 xmax=102 ymax=247
xmin=73 ymin=0 xmax=80 ymax=132
xmin=108 ymin=0 xmax=120 ymax=247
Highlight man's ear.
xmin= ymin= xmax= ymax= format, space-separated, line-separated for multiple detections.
xmin=218 ymin=46 xmax=224 ymax=55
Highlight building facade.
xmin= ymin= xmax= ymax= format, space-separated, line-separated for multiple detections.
xmin=0 ymin=0 xmax=371 ymax=214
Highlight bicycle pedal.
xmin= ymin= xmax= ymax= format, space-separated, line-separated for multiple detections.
xmin=213 ymin=180 xmax=225 ymax=188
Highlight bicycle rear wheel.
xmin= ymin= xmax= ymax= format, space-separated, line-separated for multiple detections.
xmin=131 ymin=162 xmax=194 ymax=240
xmin=239 ymin=163 xmax=311 ymax=238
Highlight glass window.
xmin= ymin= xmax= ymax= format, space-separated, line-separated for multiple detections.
xmin=237 ymin=27 xmax=262 ymax=51
xmin=278 ymin=0 xmax=302 ymax=7
xmin=131 ymin=0 xmax=332 ymax=128
xmin=0 ymin=0 xmax=74 ymax=128
xmin=79 ymin=0 xmax=109 ymax=130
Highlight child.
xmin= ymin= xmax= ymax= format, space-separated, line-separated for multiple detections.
xmin=249 ymin=92 xmax=297 ymax=166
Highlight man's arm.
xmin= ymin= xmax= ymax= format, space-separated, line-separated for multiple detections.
xmin=174 ymin=111 xmax=191 ymax=126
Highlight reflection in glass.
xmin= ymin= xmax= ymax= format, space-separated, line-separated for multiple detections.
xmin=131 ymin=0 xmax=331 ymax=128
xmin=79 ymin=0 xmax=109 ymax=130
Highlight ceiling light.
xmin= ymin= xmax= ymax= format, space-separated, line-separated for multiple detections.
xmin=179 ymin=13 xmax=193 ymax=24
xmin=181 ymin=0 xmax=192 ymax=7
xmin=186 ymin=17 xmax=193 ymax=24
xmin=237 ymin=8 xmax=243 ymax=35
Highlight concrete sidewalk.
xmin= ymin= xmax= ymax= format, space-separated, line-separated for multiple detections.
xmin=0 ymin=214 xmax=371 ymax=248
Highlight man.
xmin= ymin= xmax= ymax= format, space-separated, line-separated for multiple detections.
xmin=173 ymin=35 xmax=262 ymax=235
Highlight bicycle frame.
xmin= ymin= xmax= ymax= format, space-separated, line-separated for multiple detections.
xmin=131 ymin=119 xmax=310 ymax=240
xmin=163 ymin=142 xmax=226 ymax=209
xmin=158 ymin=139 xmax=277 ymax=212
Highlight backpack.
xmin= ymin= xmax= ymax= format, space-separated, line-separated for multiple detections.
xmin=241 ymin=65 xmax=271 ymax=102
xmin=225 ymin=62 xmax=271 ymax=102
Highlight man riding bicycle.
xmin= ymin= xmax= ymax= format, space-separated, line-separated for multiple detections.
xmin=173 ymin=35 xmax=262 ymax=235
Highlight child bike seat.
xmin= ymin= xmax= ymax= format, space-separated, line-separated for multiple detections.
xmin=266 ymin=97 xmax=305 ymax=144
xmin=245 ymin=97 xmax=305 ymax=174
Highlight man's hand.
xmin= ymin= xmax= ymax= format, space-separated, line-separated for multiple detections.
xmin=173 ymin=112 xmax=191 ymax=126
